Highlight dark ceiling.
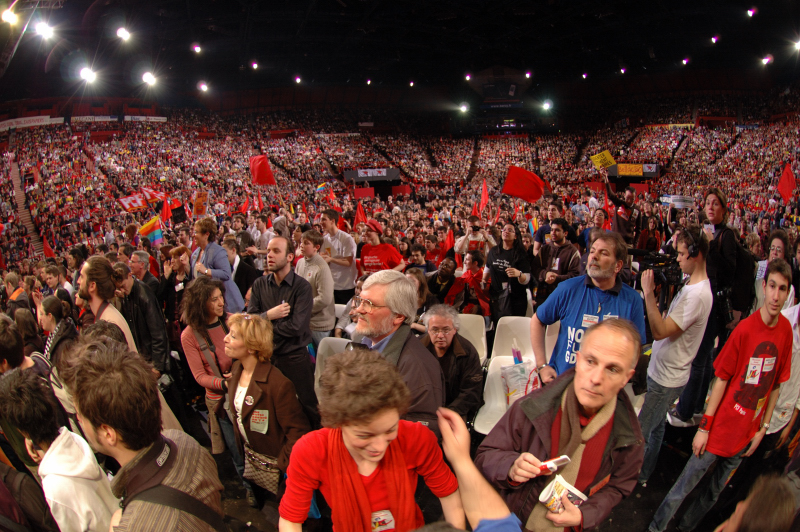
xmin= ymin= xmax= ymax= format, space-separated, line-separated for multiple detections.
xmin=1 ymin=0 xmax=800 ymax=102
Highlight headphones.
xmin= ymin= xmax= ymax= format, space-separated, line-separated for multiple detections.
xmin=681 ymin=228 xmax=700 ymax=258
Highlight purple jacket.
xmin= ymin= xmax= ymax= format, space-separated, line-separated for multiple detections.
xmin=474 ymin=370 xmax=644 ymax=530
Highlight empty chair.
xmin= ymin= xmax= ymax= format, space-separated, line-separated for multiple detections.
xmin=474 ymin=354 xmax=534 ymax=435
xmin=458 ymin=314 xmax=488 ymax=365
xmin=491 ymin=316 xmax=533 ymax=361
xmin=314 ymin=336 xmax=352 ymax=396
xmin=334 ymin=303 xmax=346 ymax=320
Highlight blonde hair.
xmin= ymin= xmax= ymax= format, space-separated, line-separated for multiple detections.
xmin=227 ymin=313 xmax=274 ymax=363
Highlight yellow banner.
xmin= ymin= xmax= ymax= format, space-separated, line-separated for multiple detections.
xmin=590 ymin=150 xmax=616 ymax=169
xmin=618 ymin=163 xmax=643 ymax=176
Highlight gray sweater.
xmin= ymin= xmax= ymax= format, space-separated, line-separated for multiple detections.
xmin=294 ymin=253 xmax=335 ymax=331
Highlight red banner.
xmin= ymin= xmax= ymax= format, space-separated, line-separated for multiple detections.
xmin=354 ymin=187 xmax=375 ymax=199
xmin=391 ymin=185 xmax=411 ymax=196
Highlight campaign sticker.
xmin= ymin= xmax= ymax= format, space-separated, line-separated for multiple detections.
xmin=250 ymin=409 xmax=269 ymax=434
xmin=371 ymin=510 xmax=395 ymax=532
xmin=763 ymin=357 xmax=776 ymax=373
xmin=745 ymin=358 xmax=764 ymax=385
xmin=582 ymin=314 xmax=599 ymax=328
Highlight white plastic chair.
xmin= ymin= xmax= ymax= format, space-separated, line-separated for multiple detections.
xmin=491 ymin=316 xmax=533 ymax=360
xmin=526 ymin=289 xmax=534 ymax=317
xmin=458 ymin=314 xmax=488 ymax=364
xmin=314 ymin=337 xmax=352 ymax=396
xmin=473 ymin=354 xmax=534 ymax=435
xmin=544 ymin=320 xmax=560 ymax=364
xmin=334 ymin=303 xmax=346 ymax=320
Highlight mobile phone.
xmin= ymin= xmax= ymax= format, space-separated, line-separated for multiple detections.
xmin=471 ymin=226 xmax=481 ymax=232
xmin=541 ymin=455 xmax=571 ymax=473
xmin=703 ymin=223 xmax=714 ymax=233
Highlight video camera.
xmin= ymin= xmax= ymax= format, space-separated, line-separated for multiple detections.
xmin=629 ymin=249 xmax=683 ymax=287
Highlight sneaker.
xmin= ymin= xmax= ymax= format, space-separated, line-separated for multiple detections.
xmin=667 ymin=407 xmax=700 ymax=428
xmin=246 ymin=488 xmax=259 ymax=508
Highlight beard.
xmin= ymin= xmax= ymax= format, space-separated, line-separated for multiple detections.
xmin=587 ymin=261 xmax=616 ymax=281
xmin=355 ymin=311 xmax=396 ymax=339
xmin=78 ymin=286 xmax=91 ymax=301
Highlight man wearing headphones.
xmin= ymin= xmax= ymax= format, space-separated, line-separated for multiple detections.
xmin=637 ymin=224 xmax=713 ymax=487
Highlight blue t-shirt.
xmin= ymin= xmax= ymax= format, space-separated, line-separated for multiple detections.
xmin=536 ymin=275 xmax=646 ymax=375
xmin=474 ymin=514 xmax=522 ymax=532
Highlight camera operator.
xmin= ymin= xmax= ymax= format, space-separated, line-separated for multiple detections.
xmin=637 ymin=225 xmax=712 ymax=486
xmin=670 ymin=188 xmax=738 ymax=426
xmin=454 ymin=216 xmax=496 ymax=257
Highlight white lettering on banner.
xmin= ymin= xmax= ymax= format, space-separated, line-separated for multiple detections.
xmin=71 ymin=116 xmax=117 ymax=123
xmin=0 ymin=116 xmax=52 ymax=132
xmin=123 ymin=116 xmax=168 ymax=123
xmin=357 ymin=169 xmax=388 ymax=178
xmin=118 ymin=194 xmax=148 ymax=212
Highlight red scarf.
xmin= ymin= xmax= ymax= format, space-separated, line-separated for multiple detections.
xmin=444 ymin=269 xmax=490 ymax=315
xmin=327 ymin=428 xmax=417 ymax=532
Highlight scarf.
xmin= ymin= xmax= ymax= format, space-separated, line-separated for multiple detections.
xmin=525 ymin=385 xmax=616 ymax=532
xmin=327 ymin=427 xmax=416 ymax=532
xmin=44 ymin=320 xmax=63 ymax=360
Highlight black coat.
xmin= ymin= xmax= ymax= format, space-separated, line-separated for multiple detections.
xmin=44 ymin=319 xmax=79 ymax=369
xmin=119 ymin=279 xmax=169 ymax=373
xmin=233 ymin=258 xmax=262 ymax=302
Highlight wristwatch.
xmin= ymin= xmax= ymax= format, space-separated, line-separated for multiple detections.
xmin=761 ymin=422 xmax=770 ymax=430
xmin=536 ymin=364 xmax=550 ymax=372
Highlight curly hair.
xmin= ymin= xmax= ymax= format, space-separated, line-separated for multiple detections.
xmin=318 ymin=346 xmax=410 ymax=428
xmin=227 ymin=313 xmax=273 ymax=363
xmin=180 ymin=276 xmax=226 ymax=335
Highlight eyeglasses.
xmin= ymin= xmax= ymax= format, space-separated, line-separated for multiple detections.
xmin=352 ymin=296 xmax=387 ymax=314
xmin=429 ymin=327 xmax=454 ymax=337
xmin=770 ymin=246 xmax=784 ymax=253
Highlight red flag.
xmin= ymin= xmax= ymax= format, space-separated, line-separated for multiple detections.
xmin=302 ymin=202 xmax=307 ymax=214
xmin=43 ymin=238 xmax=55 ymax=259
xmin=493 ymin=208 xmax=502 ymax=226
xmin=603 ymin=193 xmax=613 ymax=230
xmin=480 ymin=178 xmax=489 ymax=214
xmin=501 ymin=166 xmax=548 ymax=203
xmin=161 ymin=196 xmax=172 ymax=221
xmin=240 ymin=197 xmax=250 ymax=214
xmin=249 ymin=155 xmax=276 ymax=185
xmin=337 ymin=217 xmax=348 ymax=231
xmin=512 ymin=204 xmax=520 ymax=222
xmin=257 ymin=192 xmax=264 ymax=212
xmin=778 ymin=163 xmax=796 ymax=203
xmin=471 ymin=203 xmax=480 ymax=218
xmin=444 ymin=229 xmax=455 ymax=251
xmin=0 ymin=250 xmax=5 ymax=271
xmin=354 ymin=202 xmax=368 ymax=226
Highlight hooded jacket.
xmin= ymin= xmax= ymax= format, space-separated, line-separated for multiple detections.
xmin=38 ymin=427 xmax=119 ymax=532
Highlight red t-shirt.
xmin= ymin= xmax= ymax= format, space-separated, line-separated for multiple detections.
xmin=361 ymin=244 xmax=403 ymax=274
xmin=279 ymin=421 xmax=458 ymax=529
xmin=707 ymin=311 xmax=792 ymax=457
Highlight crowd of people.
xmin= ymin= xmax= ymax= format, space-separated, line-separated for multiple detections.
xmin=1 ymin=89 xmax=800 ymax=531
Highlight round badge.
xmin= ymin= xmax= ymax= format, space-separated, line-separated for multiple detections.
xmin=244 ymin=395 xmax=254 ymax=406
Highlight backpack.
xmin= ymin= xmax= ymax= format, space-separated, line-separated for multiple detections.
xmin=730 ymin=240 xmax=757 ymax=314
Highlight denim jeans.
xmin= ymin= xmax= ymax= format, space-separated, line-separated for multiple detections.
xmin=310 ymin=329 xmax=332 ymax=352
xmin=648 ymin=448 xmax=744 ymax=532
xmin=638 ymin=376 xmax=685 ymax=484
xmin=218 ymin=413 xmax=252 ymax=491
xmin=676 ymin=307 xmax=729 ymax=419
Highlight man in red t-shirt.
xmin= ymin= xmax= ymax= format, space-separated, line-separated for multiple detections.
xmin=360 ymin=219 xmax=406 ymax=274
xmin=648 ymin=259 xmax=794 ymax=532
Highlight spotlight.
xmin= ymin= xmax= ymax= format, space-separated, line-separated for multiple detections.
xmin=459 ymin=103 xmax=468 ymax=113
xmin=542 ymin=100 xmax=552 ymax=110
xmin=682 ymin=58 xmax=689 ymax=65
xmin=525 ymin=72 xmax=531 ymax=78
xmin=295 ymin=76 xmax=301 ymax=83
xmin=79 ymin=67 xmax=96 ymax=83
xmin=711 ymin=36 xmax=718 ymax=44
xmin=465 ymin=74 xmax=471 ymax=81
xmin=762 ymin=54 xmax=773 ymax=65
xmin=116 ymin=27 xmax=130 ymax=41
xmin=747 ymin=8 xmax=756 ymax=17
xmin=193 ymin=45 xmax=201 ymax=53
xmin=620 ymin=68 xmax=626 ymax=74
xmin=409 ymin=81 xmax=414 ymax=87
xmin=795 ymin=41 xmax=800 ymax=51
xmin=582 ymin=73 xmax=587 ymax=79
xmin=199 ymin=82 xmax=208 ymax=92
xmin=142 ymin=72 xmax=156 ymax=86
xmin=367 ymin=79 xmax=371 ymax=85
xmin=2 ymin=9 xmax=17 ymax=24
xmin=251 ymin=62 xmax=258 ymax=69
xmin=35 ymin=22 xmax=53 ymax=39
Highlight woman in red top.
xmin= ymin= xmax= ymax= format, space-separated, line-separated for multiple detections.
xmin=360 ymin=220 xmax=406 ymax=274
xmin=279 ymin=347 xmax=465 ymax=531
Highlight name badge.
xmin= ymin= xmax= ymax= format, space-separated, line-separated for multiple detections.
xmin=582 ymin=314 xmax=599 ymax=328
xmin=175 ymin=282 xmax=184 ymax=292
xmin=371 ymin=510 xmax=395 ymax=532
xmin=250 ymin=409 xmax=269 ymax=434
xmin=763 ymin=357 xmax=776 ymax=373
xmin=745 ymin=358 xmax=764 ymax=385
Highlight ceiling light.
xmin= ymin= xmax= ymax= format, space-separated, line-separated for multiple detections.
xmin=295 ymin=76 xmax=301 ymax=83
xmin=366 ymin=79 xmax=371 ymax=85
xmin=459 ymin=103 xmax=468 ymax=113
xmin=465 ymin=74 xmax=471 ymax=81
xmin=762 ymin=55 xmax=773 ymax=65
xmin=251 ymin=62 xmax=258 ymax=69
xmin=525 ymin=72 xmax=531 ymax=78
xmin=80 ymin=67 xmax=96 ymax=83
xmin=747 ymin=8 xmax=756 ymax=17
xmin=795 ymin=41 xmax=800 ymax=51
xmin=542 ymin=100 xmax=552 ymax=110
xmin=620 ymin=68 xmax=626 ymax=74
xmin=199 ymin=83 xmax=208 ymax=91
xmin=35 ymin=22 xmax=53 ymax=39
xmin=711 ymin=36 xmax=718 ymax=44
xmin=682 ymin=58 xmax=689 ymax=65
xmin=193 ymin=45 xmax=201 ymax=53
xmin=409 ymin=81 xmax=414 ymax=87
xmin=582 ymin=73 xmax=587 ymax=79
xmin=142 ymin=72 xmax=156 ymax=85
xmin=116 ymin=27 xmax=130 ymax=41
xmin=2 ymin=9 xmax=17 ymax=25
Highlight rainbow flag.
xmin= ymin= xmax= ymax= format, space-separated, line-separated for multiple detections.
xmin=316 ymin=182 xmax=328 ymax=193
xmin=139 ymin=215 xmax=163 ymax=245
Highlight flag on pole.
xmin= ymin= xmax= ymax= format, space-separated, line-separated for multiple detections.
xmin=161 ymin=197 xmax=172 ymax=221
xmin=778 ymin=163 xmax=796 ymax=203
xmin=240 ymin=197 xmax=250 ymax=215
xmin=43 ymin=238 xmax=55 ymax=259
xmin=471 ymin=203 xmax=480 ymax=218
xmin=250 ymin=155 xmax=276 ymax=185
xmin=354 ymin=202 xmax=368 ymax=227
xmin=480 ymin=179 xmax=489 ymax=214
xmin=139 ymin=216 xmax=164 ymax=245
xmin=257 ymin=192 xmax=264 ymax=212
xmin=501 ymin=166 xmax=549 ymax=203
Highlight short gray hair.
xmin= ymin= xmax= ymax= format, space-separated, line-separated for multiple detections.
xmin=362 ymin=270 xmax=417 ymax=325
xmin=422 ymin=304 xmax=460 ymax=331
xmin=132 ymin=251 xmax=151 ymax=265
